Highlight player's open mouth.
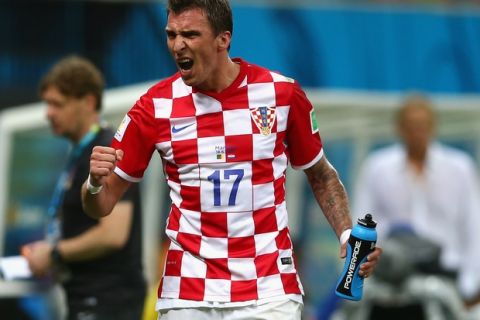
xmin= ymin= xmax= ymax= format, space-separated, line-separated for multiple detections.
xmin=178 ymin=58 xmax=194 ymax=71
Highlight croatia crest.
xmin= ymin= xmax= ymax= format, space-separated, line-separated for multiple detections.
xmin=251 ymin=106 xmax=276 ymax=136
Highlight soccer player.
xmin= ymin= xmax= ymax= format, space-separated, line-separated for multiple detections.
xmin=81 ymin=0 xmax=381 ymax=319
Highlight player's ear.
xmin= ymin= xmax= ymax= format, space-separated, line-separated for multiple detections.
xmin=217 ymin=31 xmax=231 ymax=51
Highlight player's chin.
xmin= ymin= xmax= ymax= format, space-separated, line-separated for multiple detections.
xmin=180 ymin=73 xmax=196 ymax=87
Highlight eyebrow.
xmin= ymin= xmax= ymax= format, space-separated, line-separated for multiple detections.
xmin=165 ymin=28 xmax=201 ymax=37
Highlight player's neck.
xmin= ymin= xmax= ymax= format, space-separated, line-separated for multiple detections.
xmin=205 ymin=57 xmax=240 ymax=93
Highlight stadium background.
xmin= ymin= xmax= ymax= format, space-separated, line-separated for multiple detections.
xmin=1 ymin=0 xmax=480 ymax=319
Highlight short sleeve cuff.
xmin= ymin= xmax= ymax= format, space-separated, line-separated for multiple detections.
xmin=291 ymin=149 xmax=324 ymax=170
xmin=114 ymin=166 xmax=143 ymax=183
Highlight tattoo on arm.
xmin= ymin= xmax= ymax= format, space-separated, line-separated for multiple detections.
xmin=304 ymin=157 xmax=352 ymax=238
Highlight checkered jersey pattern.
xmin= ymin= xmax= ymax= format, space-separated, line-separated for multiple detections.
xmin=112 ymin=58 xmax=323 ymax=303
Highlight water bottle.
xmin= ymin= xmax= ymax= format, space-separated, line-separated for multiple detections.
xmin=335 ymin=213 xmax=377 ymax=301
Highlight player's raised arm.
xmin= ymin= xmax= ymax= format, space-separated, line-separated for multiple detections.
xmin=81 ymin=145 xmax=131 ymax=218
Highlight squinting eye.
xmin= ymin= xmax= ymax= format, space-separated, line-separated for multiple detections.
xmin=166 ymin=31 xmax=176 ymax=39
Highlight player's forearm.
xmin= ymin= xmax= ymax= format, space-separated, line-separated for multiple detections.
xmin=304 ymin=157 xmax=352 ymax=238
xmin=81 ymin=178 xmax=120 ymax=218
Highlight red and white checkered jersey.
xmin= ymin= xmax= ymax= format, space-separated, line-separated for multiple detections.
xmin=112 ymin=58 xmax=323 ymax=303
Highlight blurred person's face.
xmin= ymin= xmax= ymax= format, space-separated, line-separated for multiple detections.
xmin=397 ymin=107 xmax=435 ymax=156
xmin=43 ymin=86 xmax=92 ymax=142
xmin=165 ymin=8 xmax=231 ymax=91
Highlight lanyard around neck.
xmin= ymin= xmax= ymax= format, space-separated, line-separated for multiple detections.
xmin=47 ymin=124 xmax=101 ymax=219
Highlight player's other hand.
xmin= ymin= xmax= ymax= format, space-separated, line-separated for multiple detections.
xmin=359 ymin=246 xmax=382 ymax=278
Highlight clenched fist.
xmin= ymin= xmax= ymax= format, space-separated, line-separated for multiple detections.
xmin=89 ymin=146 xmax=124 ymax=187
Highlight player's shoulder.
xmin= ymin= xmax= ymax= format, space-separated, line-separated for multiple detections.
xmin=242 ymin=59 xmax=297 ymax=86
xmin=144 ymin=73 xmax=181 ymax=99
xmin=129 ymin=73 xmax=182 ymax=116
xmin=241 ymin=59 xmax=302 ymax=107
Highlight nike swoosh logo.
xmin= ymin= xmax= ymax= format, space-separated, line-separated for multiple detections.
xmin=172 ymin=123 xmax=194 ymax=133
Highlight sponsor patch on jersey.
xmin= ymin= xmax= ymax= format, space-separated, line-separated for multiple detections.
xmin=251 ymin=106 xmax=276 ymax=136
xmin=114 ymin=115 xmax=131 ymax=142
xmin=215 ymin=145 xmax=225 ymax=160
xmin=310 ymin=109 xmax=319 ymax=134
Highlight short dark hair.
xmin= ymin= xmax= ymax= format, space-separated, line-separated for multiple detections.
xmin=167 ymin=0 xmax=233 ymax=36
xmin=39 ymin=55 xmax=104 ymax=111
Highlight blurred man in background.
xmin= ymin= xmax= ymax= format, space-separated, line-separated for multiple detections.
xmin=353 ymin=94 xmax=480 ymax=317
xmin=23 ymin=56 xmax=146 ymax=320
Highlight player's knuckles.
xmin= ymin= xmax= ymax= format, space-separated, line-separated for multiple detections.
xmin=91 ymin=147 xmax=116 ymax=160
xmin=93 ymin=145 xmax=114 ymax=153
xmin=90 ymin=163 xmax=109 ymax=175
xmin=91 ymin=157 xmax=116 ymax=168
xmin=99 ymin=153 xmax=118 ymax=164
